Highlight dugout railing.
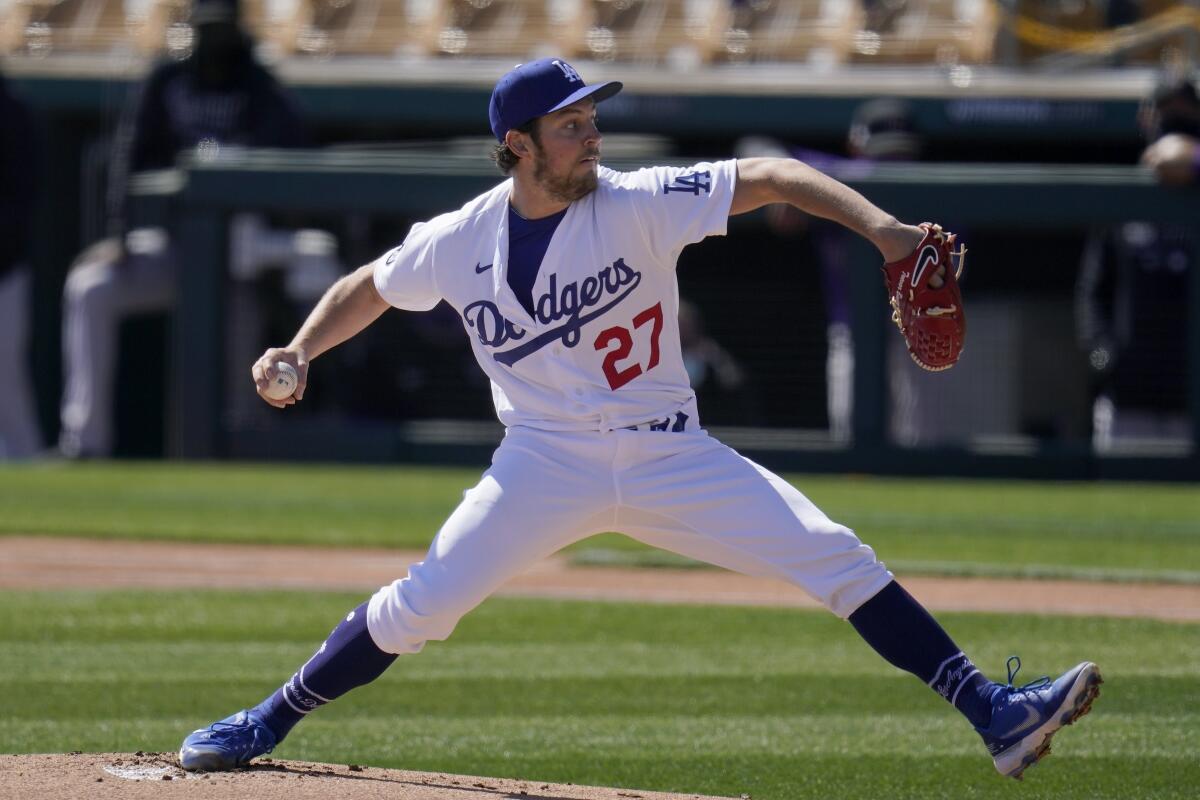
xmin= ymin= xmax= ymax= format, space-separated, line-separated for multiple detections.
xmin=132 ymin=150 xmax=1200 ymax=480
xmin=7 ymin=62 xmax=1162 ymax=428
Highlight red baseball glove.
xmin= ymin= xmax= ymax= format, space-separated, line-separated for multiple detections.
xmin=882 ymin=223 xmax=967 ymax=372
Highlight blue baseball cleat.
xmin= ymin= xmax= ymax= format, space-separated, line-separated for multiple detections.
xmin=178 ymin=709 xmax=277 ymax=771
xmin=976 ymin=656 xmax=1102 ymax=780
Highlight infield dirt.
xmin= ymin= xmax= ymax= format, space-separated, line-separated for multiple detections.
xmin=0 ymin=753 xmax=737 ymax=800
xmin=1 ymin=536 xmax=1197 ymax=621
xmin=2 ymin=535 xmax=1193 ymax=798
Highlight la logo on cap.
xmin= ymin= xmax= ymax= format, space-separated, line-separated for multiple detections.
xmin=488 ymin=57 xmax=623 ymax=142
xmin=553 ymin=60 xmax=581 ymax=83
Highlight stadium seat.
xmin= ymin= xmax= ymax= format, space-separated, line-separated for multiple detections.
xmin=707 ymin=0 xmax=858 ymax=65
xmin=1000 ymin=0 xmax=1200 ymax=67
xmin=556 ymin=0 xmax=724 ymax=66
xmin=266 ymin=0 xmax=420 ymax=58
xmin=845 ymin=0 xmax=998 ymax=65
xmin=267 ymin=0 xmax=556 ymax=60
xmin=1003 ymin=0 xmax=1106 ymax=64
xmin=418 ymin=0 xmax=557 ymax=59
xmin=1 ymin=0 xmax=130 ymax=54
xmin=123 ymin=0 xmax=187 ymax=55
xmin=0 ymin=0 xmax=276 ymax=57
xmin=1124 ymin=0 xmax=1200 ymax=66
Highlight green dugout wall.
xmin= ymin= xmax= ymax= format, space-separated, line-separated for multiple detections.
xmin=8 ymin=65 xmax=1197 ymax=478
xmin=136 ymin=151 xmax=1199 ymax=480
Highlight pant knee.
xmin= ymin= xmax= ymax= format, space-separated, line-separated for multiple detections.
xmin=819 ymin=538 xmax=895 ymax=619
xmin=64 ymin=259 xmax=119 ymax=311
xmin=366 ymin=563 xmax=473 ymax=655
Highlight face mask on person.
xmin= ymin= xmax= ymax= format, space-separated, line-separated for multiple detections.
xmin=192 ymin=21 xmax=249 ymax=88
xmin=1141 ymin=79 xmax=1200 ymax=141
xmin=1155 ymin=107 xmax=1200 ymax=138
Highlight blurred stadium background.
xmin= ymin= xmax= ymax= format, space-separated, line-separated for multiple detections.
xmin=2 ymin=0 xmax=1198 ymax=478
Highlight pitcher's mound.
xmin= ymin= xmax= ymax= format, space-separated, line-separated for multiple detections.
xmin=2 ymin=753 xmax=737 ymax=800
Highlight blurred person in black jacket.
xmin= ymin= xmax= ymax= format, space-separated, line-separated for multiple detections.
xmin=1076 ymin=75 xmax=1199 ymax=451
xmin=58 ymin=0 xmax=313 ymax=458
xmin=736 ymin=98 xmax=926 ymax=442
xmin=0 ymin=69 xmax=42 ymax=459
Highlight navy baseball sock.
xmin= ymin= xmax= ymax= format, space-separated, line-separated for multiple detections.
xmin=848 ymin=581 xmax=995 ymax=728
xmin=253 ymin=601 xmax=397 ymax=742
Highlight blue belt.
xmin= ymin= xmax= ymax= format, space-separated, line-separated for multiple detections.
xmin=624 ymin=410 xmax=690 ymax=432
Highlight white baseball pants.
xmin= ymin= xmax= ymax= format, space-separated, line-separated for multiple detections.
xmin=367 ymin=423 xmax=893 ymax=655
xmin=59 ymin=240 xmax=176 ymax=457
xmin=59 ymin=222 xmax=342 ymax=456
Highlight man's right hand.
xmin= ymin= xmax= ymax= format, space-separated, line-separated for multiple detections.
xmin=252 ymin=347 xmax=309 ymax=408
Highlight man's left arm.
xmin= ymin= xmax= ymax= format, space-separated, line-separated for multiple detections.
xmin=733 ymin=156 xmax=967 ymax=371
xmin=731 ymin=156 xmax=924 ymax=262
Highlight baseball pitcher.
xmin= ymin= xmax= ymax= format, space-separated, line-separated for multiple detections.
xmin=180 ymin=59 xmax=1098 ymax=782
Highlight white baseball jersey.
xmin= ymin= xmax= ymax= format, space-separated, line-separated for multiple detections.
xmin=373 ymin=160 xmax=737 ymax=431
xmin=364 ymin=157 xmax=891 ymax=657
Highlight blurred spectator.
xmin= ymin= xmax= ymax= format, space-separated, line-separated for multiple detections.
xmin=677 ymin=298 xmax=755 ymax=423
xmin=1075 ymin=74 xmax=1198 ymax=452
xmin=1138 ymin=75 xmax=1200 ymax=185
xmin=736 ymin=98 xmax=925 ymax=442
xmin=861 ymin=0 xmax=907 ymax=34
xmin=0 ymin=68 xmax=42 ymax=459
xmin=58 ymin=0 xmax=326 ymax=458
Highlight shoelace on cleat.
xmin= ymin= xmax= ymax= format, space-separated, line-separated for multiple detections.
xmin=204 ymin=719 xmax=266 ymax=744
xmin=1003 ymin=655 xmax=1051 ymax=697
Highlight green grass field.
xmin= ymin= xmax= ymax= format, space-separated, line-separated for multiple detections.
xmin=2 ymin=462 xmax=1198 ymax=582
xmin=2 ymin=462 xmax=1198 ymax=798
xmin=0 ymin=590 xmax=1196 ymax=799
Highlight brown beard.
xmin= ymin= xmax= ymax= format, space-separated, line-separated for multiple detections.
xmin=532 ymin=149 xmax=598 ymax=202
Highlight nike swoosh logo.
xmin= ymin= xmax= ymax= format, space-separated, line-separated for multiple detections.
xmin=911 ymin=244 xmax=940 ymax=288
xmin=475 ymin=262 xmax=493 ymax=274
xmin=998 ymin=705 xmax=1043 ymax=740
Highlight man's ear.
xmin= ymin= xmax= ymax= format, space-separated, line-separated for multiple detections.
xmin=505 ymin=129 xmax=531 ymax=158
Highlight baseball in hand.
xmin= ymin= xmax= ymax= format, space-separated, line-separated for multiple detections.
xmin=263 ymin=361 xmax=299 ymax=401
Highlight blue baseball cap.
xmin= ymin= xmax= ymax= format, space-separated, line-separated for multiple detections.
xmin=489 ymin=58 xmax=622 ymax=143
